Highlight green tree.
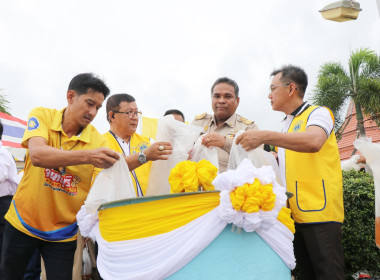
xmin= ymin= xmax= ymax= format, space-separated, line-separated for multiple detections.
xmin=312 ymin=48 xmax=380 ymax=139
xmin=0 ymin=91 xmax=11 ymax=115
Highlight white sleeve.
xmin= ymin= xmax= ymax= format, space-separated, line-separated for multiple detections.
xmin=306 ymin=107 xmax=334 ymax=137
xmin=0 ymin=152 xmax=9 ymax=183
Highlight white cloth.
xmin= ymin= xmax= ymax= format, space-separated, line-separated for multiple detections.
xmin=190 ymin=135 xmax=219 ymax=171
xmin=228 ymin=130 xmax=282 ymax=186
xmin=278 ymin=104 xmax=333 ymax=189
xmin=146 ymin=116 xmax=202 ymax=195
xmin=79 ymin=159 xmax=295 ymax=279
xmin=214 ymin=158 xmax=295 ymax=269
xmin=77 ymin=157 xmax=137 ymax=239
xmin=96 ymin=209 xmax=227 ymax=280
xmin=0 ymin=141 xmax=18 ymax=197
xmin=256 ymin=222 xmax=295 ymax=270
xmin=354 ymin=138 xmax=380 ymax=217
xmin=341 ymin=155 xmax=362 ymax=171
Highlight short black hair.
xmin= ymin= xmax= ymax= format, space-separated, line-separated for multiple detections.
xmin=106 ymin=93 xmax=136 ymax=122
xmin=0 ymin=120 xmax=3 ymax=140
xmin=211 ymin=77 xmax=239 ymax=98
xmin=164 ymin=109 xmax=185 ymax=122
xmin=271 ymin=65 xmax=308 ymax=98
xmin=68 ymin=73 xmax=110 ymax=98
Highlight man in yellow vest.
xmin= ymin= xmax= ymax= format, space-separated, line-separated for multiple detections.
xmin=104 ymin=93 xmax=172 ymax=197
xmin=236 ymin=65 xmax=344 ymax=280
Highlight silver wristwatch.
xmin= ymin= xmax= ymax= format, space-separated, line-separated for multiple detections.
xmin=137 ymin=151 xmax=147 ymax=164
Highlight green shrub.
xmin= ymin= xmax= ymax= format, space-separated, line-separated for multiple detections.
xmin=342 ymin=170 xmax=380 ymax=279
xmin=292 ymin=170 xmax=380 ymax=279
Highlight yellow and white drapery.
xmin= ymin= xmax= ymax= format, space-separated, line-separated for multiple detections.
xmin=96 ymin=193 xmax=225 ymax=280
xmin=214 ymin=159 xmax=295 ymax=268
xmin=77 ymin=159 xmax=295 ymax=280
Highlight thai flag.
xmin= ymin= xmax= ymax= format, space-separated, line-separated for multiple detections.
xmin=0 ymin=112 xmax=26 ymax=148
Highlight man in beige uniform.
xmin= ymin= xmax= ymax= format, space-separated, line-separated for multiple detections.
xmin=191 ymin=77 xmax=258 ymax=172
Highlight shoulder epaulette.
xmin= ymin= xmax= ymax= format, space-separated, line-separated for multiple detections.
xmin=239 ymin=116 xmax=253 ymax=125
xmin=195 ymin=112 xmax=207 ymax=120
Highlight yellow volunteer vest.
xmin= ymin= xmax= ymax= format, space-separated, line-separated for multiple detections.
xmin=104 ymin=131 xmax=152 ymax=196
xmin=285 ymin=106 xmax=344 ymax=224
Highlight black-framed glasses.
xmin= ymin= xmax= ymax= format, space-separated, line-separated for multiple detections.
xmin=269 ymin=83 xmax=297 ymax=93
xmin=113 ymin=110 xmax=142 ymax=119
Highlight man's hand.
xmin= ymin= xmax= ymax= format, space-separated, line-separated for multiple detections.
xmin=235 ymin=130 xmax=265 ymax=151
xmin=88 ymin=147 xmax=120 ymax=169
xmin=201 ymin=132 xmax=226 ymax=148
xmin=270 ymin=151 xmax=278 ymax=160
xmin=144 ymin=142 xmax=173 ymax=161
xmin=28 ymin=137 xmax=120 ymax=169
xmin=357 ymin=154 xmax=366 ymax=164
xmin=236 ymin=126 xmax=328 ymax=153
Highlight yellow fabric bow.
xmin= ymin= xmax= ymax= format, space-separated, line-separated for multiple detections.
xmin=277 ymin=207 xmax=295 ymax=234
xmin=229 ymin=178 xmax=276 ymax=213
xmin=169 ymin=160 xmax=218 ymax=193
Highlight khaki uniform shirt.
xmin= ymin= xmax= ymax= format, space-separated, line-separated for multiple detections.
xmin=191 ymin=112 xmax=258 ymax=173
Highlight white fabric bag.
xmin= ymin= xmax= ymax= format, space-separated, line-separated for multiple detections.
xmin=341 ymin=154 xmax=362 ymax=171
xmin=190 ymin=135 xmax=219 ymax=171
xmin=81 ymin=246 xmax=92 ymax=278
xmin=146 ymin=116 xmax=202 ymax=195
xmin=77 ymin=156 xmax=136 ymax=239
xmin=354 ymin=138 xmax=380 ymax=225
xmin=227 ymin=130 xmax=282 ymax=186
xmin=84 ymin=155 xmax=136 ymax=214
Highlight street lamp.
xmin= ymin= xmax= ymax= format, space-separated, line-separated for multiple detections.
xmin=319 ymin=1 xmax=362 ymax=22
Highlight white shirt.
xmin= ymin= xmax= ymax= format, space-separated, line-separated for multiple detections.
xmin=0 ymin=140 xmax=18 ymax=197
xmin=278 ymin=103 xmax=334 ymax=189
xmin=115 ymin=135 xmax=155 ymax=156
xmin=115 ymin=135 xmax=131 ymax=156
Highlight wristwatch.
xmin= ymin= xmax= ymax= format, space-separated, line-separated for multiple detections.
xmin=138 ymin=151 xmax=147 ymax=164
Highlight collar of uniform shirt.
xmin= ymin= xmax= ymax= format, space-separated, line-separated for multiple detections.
xmin=282 ymin=102 xmax=308 ymax=121
xmin=211 ymin=113 xmax=236 ymax=127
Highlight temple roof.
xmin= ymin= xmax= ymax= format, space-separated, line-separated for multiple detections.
xmin=337 ymin=100 xmax=380 ymax=160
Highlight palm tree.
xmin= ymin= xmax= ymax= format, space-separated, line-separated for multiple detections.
xmin=312 ymin=48 xmax=380 ymax=139
xmin=0 ymin=91 xmax=11 ymax=115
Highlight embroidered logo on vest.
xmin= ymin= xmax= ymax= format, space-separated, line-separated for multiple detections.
xmin=293 ymin=120 xmax=303 ymax=132
xmin=131 ymin=142 xmax=149 ymax=154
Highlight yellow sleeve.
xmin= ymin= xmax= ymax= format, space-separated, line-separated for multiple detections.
xmin=22 ymin=107 xmax=50 ymax=148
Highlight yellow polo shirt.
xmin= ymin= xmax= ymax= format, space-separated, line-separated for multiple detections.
xmin=5 ymin=107 xmax=105 ymax=242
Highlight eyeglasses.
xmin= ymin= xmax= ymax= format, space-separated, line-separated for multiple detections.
xmin=269 ymin=83 xmax=297 ymax=93
xmin=113 ymin=110 xmax=142 ymax=119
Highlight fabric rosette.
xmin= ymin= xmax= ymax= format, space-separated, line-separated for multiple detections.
xmin=169 ymin=159 xmax=218 ymax=193
xmin=214 ymin=158 xmax=293 ymax=233
xmin=213 ymin=158 xmax=295 ymax=269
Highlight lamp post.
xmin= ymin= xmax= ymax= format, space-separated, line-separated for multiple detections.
xmin=319 ymin=1 xmax=362 ymax=22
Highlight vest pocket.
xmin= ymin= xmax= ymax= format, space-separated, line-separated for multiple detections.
xmin=295 ymin=180 xmax=326 ymax=212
